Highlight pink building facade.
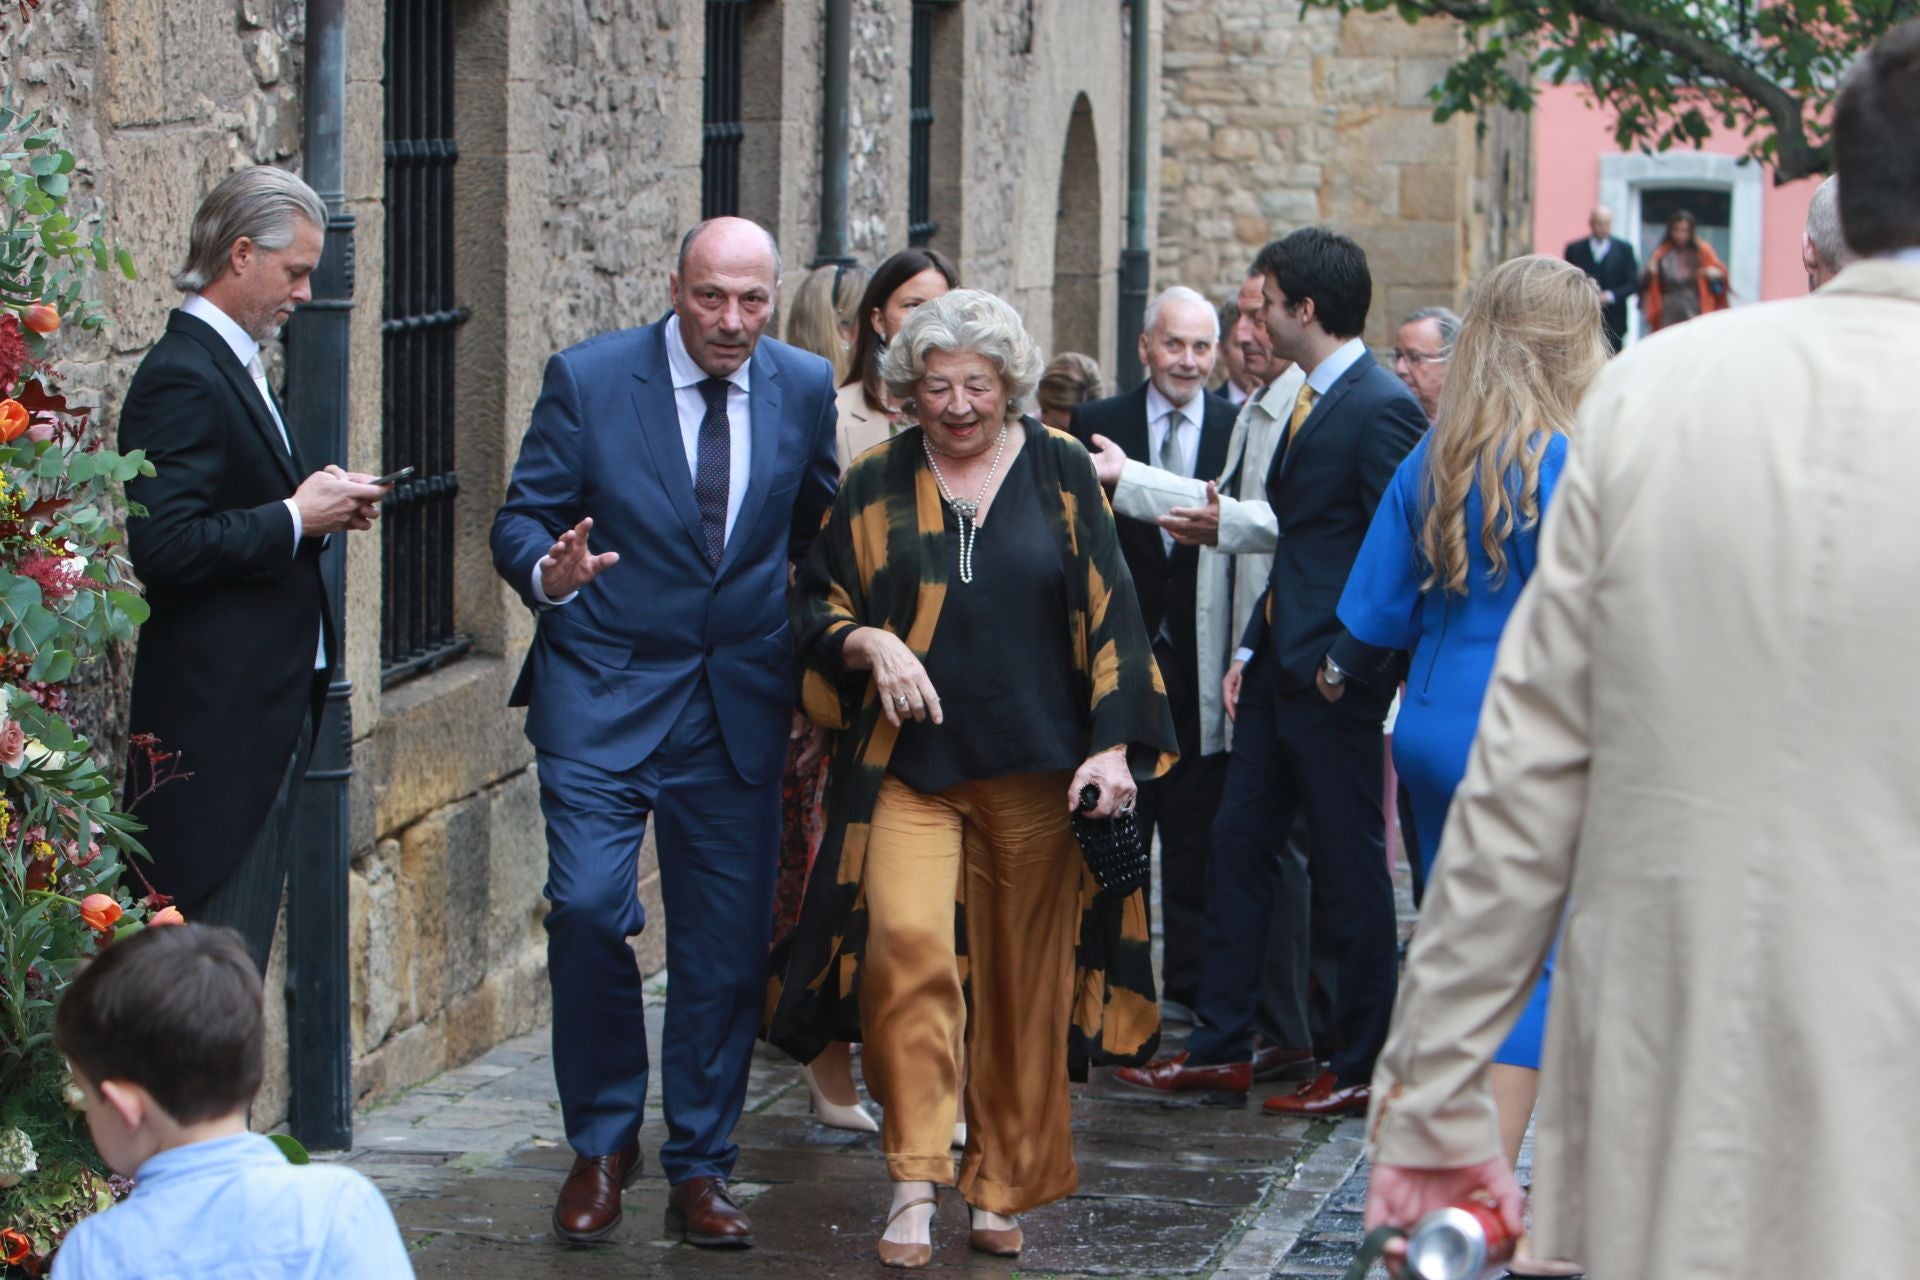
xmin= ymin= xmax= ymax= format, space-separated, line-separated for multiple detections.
xmin=1531 ymin=83 xmax=1824 ymax=344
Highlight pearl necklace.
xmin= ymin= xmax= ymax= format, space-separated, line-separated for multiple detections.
xmin=922 ymin=424 xmax=1009 ymax=585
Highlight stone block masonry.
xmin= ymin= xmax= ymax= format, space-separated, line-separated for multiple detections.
xmin=1156 ymin=0 xmax=1530 ymax=348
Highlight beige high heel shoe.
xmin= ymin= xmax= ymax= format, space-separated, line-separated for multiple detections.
xmin=876 ymin=1192 xmax=937 ymax=1269
xmin=800 ymin=1062 xmax=879 ymax=1133
xmin=968 ymin=1205 xmax=1022 ymax=1257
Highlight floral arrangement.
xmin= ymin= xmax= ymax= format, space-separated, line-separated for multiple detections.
xmin=0 ymin=9 xmax=166 ymax=1273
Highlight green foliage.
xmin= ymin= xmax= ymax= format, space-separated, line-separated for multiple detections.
xmin=1307 ymin=0 xmax=1920 ymax=182
xmin=0 ymin=10 xmax=155 ymax=1274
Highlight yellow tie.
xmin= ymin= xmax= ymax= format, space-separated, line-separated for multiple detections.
xmin=1285 ymin=384 xmax=1318 ymax=449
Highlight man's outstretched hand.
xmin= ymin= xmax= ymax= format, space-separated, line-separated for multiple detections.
xmin=1086 ymin=433 xmax=1127 ymax=488
xmin=539 ymin=517 xmax=620 ymax=599
xmin=1162 ymin=480 xmax=1222 ymax=546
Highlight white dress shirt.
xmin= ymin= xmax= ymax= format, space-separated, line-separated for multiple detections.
xmin=1305 ymin=336 xmax=1368 ymax=397
xmin=1589 ymin=236 xmax=1612 ymax=263
xmin=181 ymin=294 xmax=324 ymax=670
xmin=533 ymin=314 xmax=754 ymax=606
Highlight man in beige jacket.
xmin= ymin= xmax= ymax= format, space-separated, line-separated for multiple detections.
xmin=1364 ymin=22 xmax=1920 ymax=1277
xmin=1088 ymin=271 xmax=1319 ymax=1056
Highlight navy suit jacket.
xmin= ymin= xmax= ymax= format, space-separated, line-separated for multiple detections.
xmin=1240 ymin=349 xmax=1426 ymax=695
xmin=490 ymin=318 xmax=839 ymax=784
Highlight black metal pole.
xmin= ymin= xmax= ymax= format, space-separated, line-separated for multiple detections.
xmin=1116 ymin=0 xmax=1152 ymax=389
xmin=284 ymin=0 xmax=356 ymax=1151
xmin=814 ymin=0 xmax=854 ymax=267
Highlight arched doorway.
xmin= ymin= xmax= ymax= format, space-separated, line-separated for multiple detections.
xmin=1051 ymin=95 xmax=1102 ymax=360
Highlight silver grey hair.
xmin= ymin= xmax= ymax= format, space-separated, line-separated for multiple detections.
xmin=1401 ymin=305 xmax=1461 ymax=351
xmin=172 ymin=167 xmax=328 ymax=293
xmin=1804 ymin=175 xmax=1854 ymax=274
xmin=880 ymin=289 xmax=1045 ymax=406
xmin=1144 ymin=285 xmax=1220 ymax=341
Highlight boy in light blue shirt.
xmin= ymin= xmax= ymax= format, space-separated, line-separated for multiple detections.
xmin=50 ymin=924 xmax=412 ymax=1279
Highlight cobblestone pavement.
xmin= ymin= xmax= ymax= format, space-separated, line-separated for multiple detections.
xmin=335 ymin=977 xmax=1374 ymax=1278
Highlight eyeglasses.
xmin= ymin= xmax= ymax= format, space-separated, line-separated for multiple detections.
xmin=1393 ymin=348 xmax=1449 ymax=366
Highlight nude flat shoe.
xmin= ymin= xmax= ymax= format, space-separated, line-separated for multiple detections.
xmin=876 ymin=1195 xmax=937 ymax=1269
xmin=968 ymin=1208 xmax=1022 ymax=1257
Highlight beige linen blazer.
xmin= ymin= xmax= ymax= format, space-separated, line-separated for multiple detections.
xmin=833 ymin=380 xmax=896 ymax=470
xmin=1367 ymin=260 xmax=1920 ymax=1280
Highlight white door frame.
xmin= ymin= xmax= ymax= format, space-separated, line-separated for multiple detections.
xmin=1600 ymin=151 xmax=1764 ymax=343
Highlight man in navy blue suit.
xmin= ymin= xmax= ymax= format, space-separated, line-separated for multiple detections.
xmin=490 ymin=217 xmax=837 ymax=1249
xmin=1118 ymin=228 xmax=1425 ymax=1116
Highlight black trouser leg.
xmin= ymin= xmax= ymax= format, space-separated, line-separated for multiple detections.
xmin=1276 ymin=688 xmax=1395 ymax=1085
xmin=183 ymin=711 xmax=314 ymax=974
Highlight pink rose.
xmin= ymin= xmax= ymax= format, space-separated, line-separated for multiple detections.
xmin=0 ymin=719 xmax=25 ymax=770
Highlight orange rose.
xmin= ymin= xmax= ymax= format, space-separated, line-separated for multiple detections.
xmin=147 ymin=905 xmax=184 ymax=927
xmin=1 ymin=1228 xmax=29 ymax=1265
xmin=78 ymin=893 xmax=122 ymax=933
xmin=0 ymin=399 xmax=26 ymax=443
xmin=22 ymin=304 xmax=60 ymax=335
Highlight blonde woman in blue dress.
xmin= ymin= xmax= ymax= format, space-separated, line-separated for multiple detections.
xmin=1336 ymin=254 xmax=1606 ymax=1169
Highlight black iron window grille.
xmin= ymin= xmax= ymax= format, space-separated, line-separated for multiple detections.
xmin=702 ymin=1 xmax=750 ymax=218
xmin=381 ymin=0 xmax=471 ymax=686
xmin=907 ymin=1 xmax=945 ymax=247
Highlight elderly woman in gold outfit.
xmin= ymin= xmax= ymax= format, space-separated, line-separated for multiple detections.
xmin=769 ymin=290 xmax=1175 ymax=1268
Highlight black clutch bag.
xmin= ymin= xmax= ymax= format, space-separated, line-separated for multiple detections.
xmin=1070 ymin=783 xmax=1149 ymax=896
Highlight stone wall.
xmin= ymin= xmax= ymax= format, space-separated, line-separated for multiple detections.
xmin=1156 ymin=2 xmax=1530 ymax=348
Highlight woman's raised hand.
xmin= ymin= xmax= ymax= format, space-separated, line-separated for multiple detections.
xmin=845 ymin=627 xmax=944 ymax=728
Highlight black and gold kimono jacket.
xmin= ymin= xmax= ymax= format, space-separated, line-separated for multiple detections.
xmin=767 ymin=419 xmax=1179 ymax=1078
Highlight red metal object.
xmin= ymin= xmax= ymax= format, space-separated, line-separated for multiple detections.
xmin=1403 ymin=1197 xmax=1518 ymax=1280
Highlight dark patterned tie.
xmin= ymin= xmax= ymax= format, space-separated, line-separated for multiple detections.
xmin=695 ymin=377 xmax=732 ymax=566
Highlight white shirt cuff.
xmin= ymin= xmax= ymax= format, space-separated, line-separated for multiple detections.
xmin=1233 ymin=647 xmax=1254 ymax=665
xmin=284 ymin=498 xmax=302 ymax=553
xmin=530 ymin=557 xmax=578 ymax=607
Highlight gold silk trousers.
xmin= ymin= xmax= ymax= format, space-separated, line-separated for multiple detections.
xmin=859 ymin=770 xmax=1083 ymax=1213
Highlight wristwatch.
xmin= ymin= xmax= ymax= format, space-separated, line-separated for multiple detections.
xmin=1321 ymin=656 xmax=1347 ymax=687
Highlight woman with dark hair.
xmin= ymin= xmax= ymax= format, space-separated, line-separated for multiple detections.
xmin=836 ymin=248 xmax=960 ymax=464
xmin=1639 ymin=210 xmax=1730 ymax=332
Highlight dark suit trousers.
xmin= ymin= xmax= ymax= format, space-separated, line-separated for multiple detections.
xmin=536 ymin=679 xmax=780 ymax=1180
xmin=184 ymin=709 xmax=313 ymax=975
xmin=1187 ymin=661 xmax=1396 ymax=1084
xmin=1136 ymin=638 xmax=1227 ymax=1008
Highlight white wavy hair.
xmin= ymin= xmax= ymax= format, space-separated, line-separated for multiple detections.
xmin=880 ymin=288 xmax=1045 ymax=409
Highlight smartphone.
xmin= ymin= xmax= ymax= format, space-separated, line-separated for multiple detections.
xmin=370 ymin=465 xmax=415 ymax=486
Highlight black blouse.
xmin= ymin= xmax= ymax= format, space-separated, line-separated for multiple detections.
xmin=890 ymin=438 xmax=1087 ymax=794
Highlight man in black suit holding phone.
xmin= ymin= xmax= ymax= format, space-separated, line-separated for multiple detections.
xmin=1565 ymin=205 xmax=1639 ymax=352
xmin=1118 ymin=228 xmax=1425 ymax=1115
xmin=120 ymin=167 xmax=390 ymax=971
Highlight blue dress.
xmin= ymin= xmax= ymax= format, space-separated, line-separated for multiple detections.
xmin=1336 ymin=431 xmax=1566 ymax=1070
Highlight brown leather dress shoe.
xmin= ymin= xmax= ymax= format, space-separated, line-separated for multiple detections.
xmin=1251 ymin=1041 xmax=1319 ymax=1082
xmin=1260 ymin=1071 xmax=1370 ymax=1116
xmin=665 ymin=1176 xmax=754 ymax=1249
xmin=1113 ymin=1051 xmax=1252 ymax=1095
xmin=552 ymin=1142 xmax=642 ymax=1244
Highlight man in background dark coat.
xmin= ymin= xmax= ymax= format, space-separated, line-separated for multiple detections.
xmin=1565 ymin=205 xmax=1639 ymax=351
